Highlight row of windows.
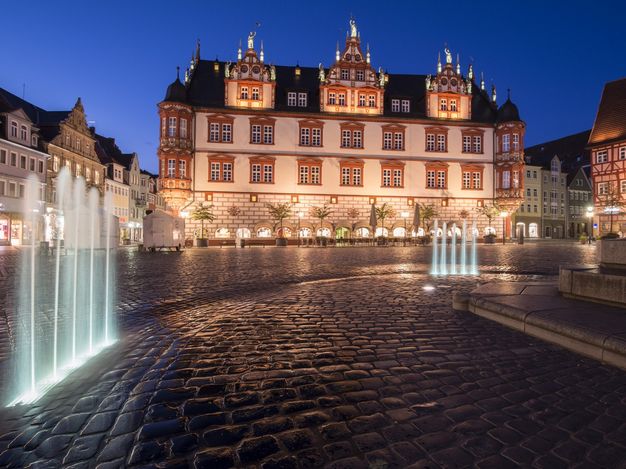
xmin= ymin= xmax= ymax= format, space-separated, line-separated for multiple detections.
xmin=177 ymin=158 xmax=484 ymax=190
xmin=51 ymin=156 xmax=101 ymax=184
xmin=598 ymin=181 xmax=626 ymax=195
xmin=0 ymin=179 xmax=45 ymax=201
xmin=204 ymin=120 xmax=484 ymax=154
xmin=105 ymin=183 xmax=129 ymax=197
xmin=499 ymin=133 xmax=521 ymax=153
xmin=595 ymin=147 xmax=626 ymax=163
xmin=166 ymin=159 xmax=187 ymax=178
xmin=162 ymin=117 xmax=190 ymax=139
xmin=0 ymin=148 xmax=45 ymax=174
xmin=9 ymin=121 xmax=38 ymax=146
xmin=63 ymin=133 xmax=90 ymax=154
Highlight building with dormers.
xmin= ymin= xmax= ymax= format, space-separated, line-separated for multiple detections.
xmin=158 ymin=21 xmax=525 ymax=242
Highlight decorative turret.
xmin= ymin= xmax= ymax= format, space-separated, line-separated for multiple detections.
xmin=320 ymin=18 xmax=385 ymax=115
xmin=494 ymin=89 xmax=525 ymax=220
xmin=426 ymin=46 xmax=472 ymax=120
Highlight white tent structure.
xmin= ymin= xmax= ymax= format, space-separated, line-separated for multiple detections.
xmin=142 ymin=210 xmax=185 ymax=251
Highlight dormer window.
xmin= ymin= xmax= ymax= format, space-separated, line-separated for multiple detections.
xmin=240 ymin=87 xmax=249 ymax=99
xmin=341 ymin=69 xmax=349 ymax=80
xmin=287 ymin=92 xmax=297 ymax=106
xmin=20 ymin=125 xmax=28 ymax=141
xmin=440 ymin=98 xmax=447 ymax=111
xmin=328 ymin=92 xmax=336 ymax=105
xmin=356 ymin=70 xmax=364 ymax=81
xmin=391 ymin=99 xmax=400 ymax=112
xmin=401 ymin=100 xmax=410 ymax=112
xmin=31 ymin=135 xmax=38 ymax=147
xmin=298 ymin=93 xmax=307 ymax=107
xmin=252 ymin=87 xmax=260 ymax=100
xmin=450 ymin=100 xmax=457 ymax=112
xmin=10 ymin=121 xmax=17 ymax=137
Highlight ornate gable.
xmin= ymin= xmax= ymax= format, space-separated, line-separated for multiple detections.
xmin=319 ymin=19 xmax=386 ymax=115
xmin=224 ymin=31 xmax=276 ymax=109
xmin=425 ymin=48 xmax=472 ymax=120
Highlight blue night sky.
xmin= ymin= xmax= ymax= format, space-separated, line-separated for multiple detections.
xmin=2 ymin=0 xmax=626 ymax=173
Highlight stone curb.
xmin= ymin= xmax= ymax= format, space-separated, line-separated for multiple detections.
xmin=455 ymin=284 xmax=626 ymax=371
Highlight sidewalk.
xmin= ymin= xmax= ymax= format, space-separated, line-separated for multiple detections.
xmin=454 ymin=281 xmax=626 ymax=370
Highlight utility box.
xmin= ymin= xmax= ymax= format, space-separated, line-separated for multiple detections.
xmin=143 ymin=210 xmax=185 ymax=251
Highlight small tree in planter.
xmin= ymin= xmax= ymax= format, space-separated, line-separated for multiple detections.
xmin=191 ymin=204 xmax=214 ymax=247
xmin=311 ymin=204 xmax=333 ymax=246
xmin=266 ymin=202 xmax=292 ymax=246
xmin=375 ymin=203 xmax=395 ymax=245
xmin=347 ymin=207 xmax=360 ymax=240
xmin=476 ymin=203 xmax=500 ymax=243
xmin=420 ymin=203 xmax=438 ymax=244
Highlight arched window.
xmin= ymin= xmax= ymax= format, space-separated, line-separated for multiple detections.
xmin=256 ymin=227 xmax=272 ymax=238
xmin=236 ymin=228 xmax=251 ymax=238
xmin=485 ymin=226 xmax=496 ymax=235
xmin=375 ymin=227 xmax=389 ymax=237
xmin=215 ymin=228 xmax=230 ymax=238
xmin=316 ymin=227 xmax=331 ymax=238
xmin=392 ymin=227 xmax=406 ymax=237
xmin=355 ymin=227 xmax=370 ymax=238
xmin=298 ymin=227 xmax=312 ymax=238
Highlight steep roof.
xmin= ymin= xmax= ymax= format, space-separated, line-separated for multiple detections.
xmin=94 ymin=133 xmax=133 ymax=168
xmin=525 ymin=129 xmax=591 ymax=172
xmin=497 ymin=98 xmax=521 ymax=123
xmin=588 ymin=77 xmax=626 ymax=146
xmin=169 ymin=60 xmax=499 ymax=124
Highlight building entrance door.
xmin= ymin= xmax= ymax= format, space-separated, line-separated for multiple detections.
xmin=0 ymin=217 xmax=9 ymax=245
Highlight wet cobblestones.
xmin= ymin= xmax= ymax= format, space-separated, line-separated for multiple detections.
xmin=0 ymin=243 xmax=625 ymax=467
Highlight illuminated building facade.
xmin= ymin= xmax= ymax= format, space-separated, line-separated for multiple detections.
xmin=158 ymin=21 xmax=525 ymax=241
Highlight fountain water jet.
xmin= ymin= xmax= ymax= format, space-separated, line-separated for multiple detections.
xmin=9 ymin=169 xmax=118 ymax=406
xmin=430 ymin=218 xmax=478 ymax=276
xmin=440 ymin=222 xmax=448 ymax=275
xmin=430 ymin=220 xmax=439 ymax=275
xmin=460 ymin=220 xmax=467 ymax=275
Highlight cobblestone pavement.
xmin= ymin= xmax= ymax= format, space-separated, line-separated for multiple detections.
xmin=1 ymin=242 xmax=626 ymax=468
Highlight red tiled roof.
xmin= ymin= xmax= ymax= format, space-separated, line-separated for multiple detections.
xmin=588 ymin=77 xmax=626 ymax=146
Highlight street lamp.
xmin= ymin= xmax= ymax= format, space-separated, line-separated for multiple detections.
xmin=401 ymin=211 xmax=409 ymax=246
xmin=586 ymin=206 xmax=594 ymax=239
xmin=499 ymin=210 xmax=508 ymax=245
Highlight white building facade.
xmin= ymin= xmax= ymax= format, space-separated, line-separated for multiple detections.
xmin=158 ymin=22 xmax=525 ymax=242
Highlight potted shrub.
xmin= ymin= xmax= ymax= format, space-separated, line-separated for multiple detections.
xmin=191 ymin=204 xmax=214 ymax=247
xmin=311 ymin=204 xmax=333 ymax=247
xmin=476 ymin=204 xmax=500 ymax=244
xmin=375 ymin=203 xmax=395 ymax=246
xmin=579 ymin=234 xmax=589 ymax=245
xmin=266 ymin=202 xmax=292 ymax=247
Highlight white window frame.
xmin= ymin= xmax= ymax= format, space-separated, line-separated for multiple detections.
xmin=391 ymin=99 xmax=400 ymax=112
xmin=287 ymin=92 xmax=297 ymax=107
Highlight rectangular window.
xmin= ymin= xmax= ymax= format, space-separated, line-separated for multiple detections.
xmin=437 ymin=170 xmax=446 ymax=188
xmin=383 ymin=132 xmax=392 ymax=150
xmin=240 ymin=86 xmax=248 ymax=99
xmin=621 ymin=180 xmax=626 ymax=193
xmin=513 ymin=170 xmax=520 ymax=188
xmin=426 ymin=134 xmax=435 ymax=152
xmin=401 ymin=100 xmax=410 ymax=112
xmin=252 ymin=87 xmax=260 ymax=100
xmin=596 ymin=150 xmax=608 ymax=163
xmin=263 ymin=164 xmax=273 ymax=183
xmin=356 ymin=70 xmax=364 ymax=81
xmin=168 ymin=117 xmax=176 ymax=137
xmin=513 ymin=134 xmax=520 ymax=151
xmin=223 ymin=163 xmax=232 ymax=182
xmin=328 ymin=92 xmax=336 ymax=105
xmin=312 ymin=128 xmax=321 ymax=146
xmin=463 ymin=136 xmax=472 ymax=153
xmin=0 ymin=149 xmax=6 ymax=164
xmin=209 ymin=123 xmax=220 ymax=142
xmin=298 ymin=93 xmax=307 ymax=107
xmin=251 ymin=125 xmax=261 ymax=144
xmin=620 ymin=147 xmax=626 ymax=160
xmin=251 ymin=163 xmax=261 ymax=183
xmin=598 ymin=182 xmax=608 ymax=195
xmin=299 ymin=165 xmax=309 ymax=184
xmin=210 ymin=162 xmax=220 ymax=181
xmin=180 ymin=119 xmax=187 ymax=138
xmin=38 ymin=160 xmax=44 ymax=173
xmin=437 ymin=134 xmax=446 ymax=152
xmin=463 ymin=172 xmax=471 ymax=189
xmin=167 ymin=159 xmax=175 ymax=177
xmin=502 ymin=134 xmax=510 ymax=152
xmin=353 ymin=167 xmax=362 ymax=185
xmin=359 ymin=94 xmax=366 ymax=107
xmin=502 ymin=171 xmax=511 ymax=189
xmin=179 ymin=160 xmax=186 ymax=178
xmin=300 ymin=127 xmax=310 ymax=146
xmin=382 ymin=168 xmax=391 ymax=187
xmin=263 ymin=125 xmax=273 ymax=144
xmin=473 ymin=172 xmax=481 ymax=189
xmin=311 ymin=165 xmax=320 ymax=184
xmin=29 ymin=157 xmax=35 ymax=171
xmin=393 ymin=169 xmax=402 ymax=187
xmin=338 ymin=93 xmax=346 ymax=106
xmin=473 ymin=136 xmax=482 ymax=153
xmin=20 ymin=126 xmax=27 ymax=140
xmin=450 ymin=99 xmax=457 ymax=112
xmin=391 ymin=99 xmax=400 ymax=112
xmin=10 ymin=122 xmax=17 ymax=137
xmin=368 ymin=95 xmax=376 ymax=107
xmin=222 ymin=123 xmax=232 ymax=142
xmin=427 ymin=170 xmax=436 ymax=188
xmin=341 ymin=69 xmax=349 ymax=80
xmin=440 ymin=98 xmax=447 ymax=111
xmin=342 ymin=130 xmax=351 ymax=148
xmin=353 ymin=130 xmax=362 ymax=148
xmin=20 ymin=155 xmax=27 ymax=169
xmin=287 ymin=92 xmax=297 ymax=106
xmin=526 ymin=170 xmax=531 ymax=178
xmin=342 ymin=167 xmax=350 ymax=185
xmin=394 ymin=133 xmax=403 ymax=150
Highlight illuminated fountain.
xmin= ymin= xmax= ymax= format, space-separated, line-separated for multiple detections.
xmin=430 ymin=219 xmax=478 ymax=276
xmin=10 ymin=168 xmax=117 ymax=406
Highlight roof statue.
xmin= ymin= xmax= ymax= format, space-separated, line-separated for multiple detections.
xmin=225 ymin=61 xmax=231 ymax=78
xmin=349 ymin=19 xmax=357 ymax=38
xmin=318 ymin=63 xmax=325 ymax=82
xmin=425 ymin=74 xmax=431 ymax=90
xmin=247 ymin=31 xmax=256 ymax=49
xmin=270 ymin=65 xmax=276 ymax=81
xmin=468 ymin=64 xmax=473 ymax=80
xmin=378 ymin=67 xmax=385 ymax=88
xmin=445 ymin=48 xmax=452 ymax=64
xmin=491 ymin=84 xmax=497 ymax=103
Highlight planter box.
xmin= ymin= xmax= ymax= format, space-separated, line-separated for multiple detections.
xmin=275 ymin=238 xmax=288 ymax=247
xmin=598 ymin=238 xmax=626 ymax=270
xmin=195 ymin=238 xmax=208 ymax=247
xmin=483 ymin=236 xmax=496 ymax=244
